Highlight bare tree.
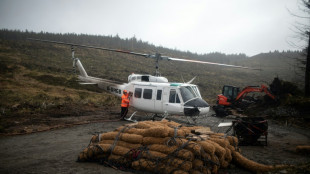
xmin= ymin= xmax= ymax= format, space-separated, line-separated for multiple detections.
xmin=291 ymin=0 xmax=310 ymax=96
xmin=304 ymin=1 xmax=310 ymax=96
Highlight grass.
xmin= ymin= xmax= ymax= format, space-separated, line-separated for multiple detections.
xmin=0 ymin=44 xmax=120 ymax=133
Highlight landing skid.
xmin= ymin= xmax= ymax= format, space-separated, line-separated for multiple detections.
xmin=124 ymin=111 xmax=138 ymax=122
xmin=124 ymin=111 xmax=205 ymax=125
xmin=160 ymin=115 xmax=200 ymax=125
xmin=186 ymin=116 xmax=198 ymax=125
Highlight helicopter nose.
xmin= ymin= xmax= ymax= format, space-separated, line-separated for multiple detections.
xmin=184 ymin=98 xmax=209 ymax=116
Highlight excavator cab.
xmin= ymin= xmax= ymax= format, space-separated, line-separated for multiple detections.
xmin=222 ymin=85 xmax=240 ymax=102
xmin=214 ymin=85 xmax=240 ymax=116
xmin=217 ymin=85 xmax=240 ymax=106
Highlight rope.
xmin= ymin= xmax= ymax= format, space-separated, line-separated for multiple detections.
xmin=107 ymin=125 xmax=130 ymax=156
xmin=166 ymin=125 xmax=185 ymax=147
xmin=94 ymin=125 xmax=133 ymax=170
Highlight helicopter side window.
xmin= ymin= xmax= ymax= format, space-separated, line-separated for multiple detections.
xmin=169 ymin=90 xmax=176 ymax=103
xmin=169 ymin=89 xmax=180 ymax=103
xmin=156 ymin=90 xmax=162 ymax=100
xmin=134 ymin=88 xmax=142 ymax=98
xmin=143 ymin=89 xmax=152 ymax=99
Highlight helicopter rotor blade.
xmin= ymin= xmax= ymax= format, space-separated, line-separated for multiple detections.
xmin=28 ymin=38 xmax=260 ymax=70
xmin=27 ymin=38 xmax=150 ymax=57
xmin=165 ymin=57 xmax=260 ymax=70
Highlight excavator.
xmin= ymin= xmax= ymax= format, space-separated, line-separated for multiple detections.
xmin=213 ymin=84 xmax=276 ymax=145
xmin=213 ymin=84 xmax=276 ymax=117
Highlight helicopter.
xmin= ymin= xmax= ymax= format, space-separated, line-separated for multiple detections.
xmin=28 ymin=38 xmax=257 ymax=122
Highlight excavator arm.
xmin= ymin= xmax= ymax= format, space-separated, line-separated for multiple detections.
xmin=235 ymin=84 xmax=276 ymax=101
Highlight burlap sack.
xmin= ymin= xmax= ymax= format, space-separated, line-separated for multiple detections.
xmin=204 ymin=140 xmax=226 ymax=166
xmin=160 ymin=119 xmax=182 ymax=127
xmin=208 ymin=137 xmax=230 ymax=148
xmin=148 ymin=144 xmax=194 ymax=161
xmin=142 ymin=126 xmax=169 ymax=137
xmin=198 ymin=140 xmax=216 ymax=155
xmin=115 ymin=127 xmax=145 ymax=135
xmin=100 ymin=139 xmax=141 ymax=149
xmin=135 ymin=121 xmax=164 ymax=129
xmin=98 ymin=143 xmax=130 ymax=156
xmin=224 ymin=148 xmax=232 ymax=162
xmin=172 ymin=170 xmax=189 ymax=174
xmin=232 ymin=151 xmax=287 ymax=173
xmin=141 ymin=150 xmax=167 ymax=159
xmin=226 ymin=136 xmax=238 ymax=146
xmin=132 ymin=158 xmax=186 ymax=174
xmin=100 ymin=132 xmax=143 ymax=144
xmin=192 ymin=159 xmax=204 ymax=170
xmin=143 ymin=137 xmax=170 ymax=145
xmin=165 ymin=157 xmax=193 ymax=171
xmin=210 ymin=154 xmax=219 ymax=174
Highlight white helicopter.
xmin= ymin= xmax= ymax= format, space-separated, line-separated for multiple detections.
xmin=28 ymin=38 xmax=256 ymax=122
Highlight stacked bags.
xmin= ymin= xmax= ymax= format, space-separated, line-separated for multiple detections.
xmin=78 ymin=120 xmax=285 ymax=173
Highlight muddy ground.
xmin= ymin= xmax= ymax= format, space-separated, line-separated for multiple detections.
xmin=0 ymin=110 xmax=309 ymax=174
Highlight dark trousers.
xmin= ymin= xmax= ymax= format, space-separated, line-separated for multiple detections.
xmin=120 ymin=107 xmax=128 ymax=119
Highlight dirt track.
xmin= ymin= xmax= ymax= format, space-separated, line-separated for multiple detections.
xmin=0 ymin=121 xmax=131 ymax=174
xmin=0 ymin=113 xmax=309 ymax=174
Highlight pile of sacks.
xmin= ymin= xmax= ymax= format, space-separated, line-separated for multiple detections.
xmin=78 ymin=120 xmax=285 ymax=173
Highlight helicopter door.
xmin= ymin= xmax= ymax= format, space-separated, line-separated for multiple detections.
xmin=133 ymin=86 xmax=156 ymax=112
xmin=164 ymin=88 xmax=183 ymax=115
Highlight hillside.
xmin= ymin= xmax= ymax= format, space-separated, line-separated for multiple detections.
xmin=244 ymin=51 xmax=305 ymax=86
xmin=0 ymin=29 xmax=307 ymax=133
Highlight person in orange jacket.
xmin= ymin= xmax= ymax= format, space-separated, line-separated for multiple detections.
xmin=120 ymin=90 xmax=130 ymax=120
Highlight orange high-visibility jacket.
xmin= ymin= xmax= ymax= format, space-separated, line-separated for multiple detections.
xmin=121 ymin=94 xmax=130 ymax=107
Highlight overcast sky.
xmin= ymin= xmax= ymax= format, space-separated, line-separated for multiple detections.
xmin=0 ymin=0 xmax=308 ymax=56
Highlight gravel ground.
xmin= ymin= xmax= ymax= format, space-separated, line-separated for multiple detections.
xmin=0 ymin=111 xmax=309 ymax=174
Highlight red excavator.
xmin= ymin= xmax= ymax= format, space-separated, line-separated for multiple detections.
xmin=213 ymin=84 xmax=276 ymax=116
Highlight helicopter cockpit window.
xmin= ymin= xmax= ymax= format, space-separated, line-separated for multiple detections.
xmin=169 ymin=89 xmax=180 ymax=103
xmin=176 ymin=94 xmax=180 ymax=103
xmin=180 ymin=86 xmax=199 ymax=103
xmin=143 ymin=89 xmax=152 ymax=99
xmin=134 ymin=88 xmax=142 ymax=98
xmin=192 ymin=86 xmax=201 ymax=98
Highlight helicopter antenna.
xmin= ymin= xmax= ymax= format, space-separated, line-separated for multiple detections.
xmin=187 ymin=76 xmax=196 ymax=84
xmin=181 ymin=75 xmax=185 ymax=83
